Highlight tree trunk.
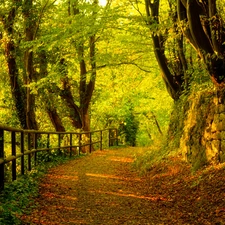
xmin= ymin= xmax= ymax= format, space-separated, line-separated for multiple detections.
xmin=2 ymin=5 xmax=28 ymax=129
xmin=23 ymin=0 xmax=38 ymax=130
xmin=177 ymin=0 xmax=225 ymax=86
xmin=46 ymin=107 xmax=66 ymax=132
xmin=63 ymin=0 xmax=97 ymax=152
xmin=59 ymin=59 xmax=83 ymax=128
xmin=80 ymin=110 xmax=91 ymax=153
xmin=24 ymin=50 xmax=38 ymax=130
xmin=186 ymin=0 xmax=213 ymax=54
xmin=145 ymin=0 xmax=188 ymax=100
xmin=38 ymin=50 xmax=66 ymax=132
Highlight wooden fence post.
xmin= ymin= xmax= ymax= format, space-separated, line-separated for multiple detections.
xmin=47 ymin=133 xmax=50 ymax=162
xmin=20 ymin=131 xmax=25 ymax=175
xmin=70 ymin=133 xmax=72 ymax=157
xmin=0 ymin=129 xmax=4 ymax=191
xmin=28 ymin=133 xmax=32 ymax=171
xmin=89 ymin=132 xmax=92 ymax=153
xmin=108 ymin=129 xmax=111 ymax=147
xmin=34 ymin=133 xmax=37 ymax=166
xmin=115 ymin=128 xmax=118 ymax=146
xmin=11 ymin=131 xmax=16 ymax=181
xmin=100 ymin=130 xmax=103 ymax=150
xmin=58 ymin=133 xmax=61 ymax=155
xmin=78 ymin=133 xmax=81 ymax=155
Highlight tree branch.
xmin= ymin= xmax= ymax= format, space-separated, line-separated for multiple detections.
xmin=96 ymin=61 xmax=152 ymax=73
xmin=187 ymin=0 xmax=213 ymax=54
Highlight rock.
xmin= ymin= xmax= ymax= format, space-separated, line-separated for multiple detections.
xmin=213 ymin=97 xmax=219 ymax=105
xmin=219 ymin=151 xmax=225 ymax=163
xmin=221 ymin=140 xmax=225 ymax=153
xmin=217 ymin=122 xmax=224 ymax=131
xmin=211 ymin=132 xmax=221 ymax=140
xmin=220 ymin=131 xmax=225 ymax=141
xmin=213 ymin=114 xmax=220 ymax=123
xmin=217 ymin=104 xmax=225 ymax=113
xmin=211 ymin=121 xmax=217 ymax=133
xmin=219 ymin=113 xmax=225 ymax=122
xmin=206 ymin=140 xmax=220 ymax=160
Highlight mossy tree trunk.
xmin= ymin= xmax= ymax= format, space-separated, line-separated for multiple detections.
xmin=2 ymin=2 xmax=28 ymax=129
xmin=23 ymin=0 xmax=38 ymax=130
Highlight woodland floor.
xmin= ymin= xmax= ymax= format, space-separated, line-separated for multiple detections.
xmin=20 ymin=147 xmax=225 ymax=225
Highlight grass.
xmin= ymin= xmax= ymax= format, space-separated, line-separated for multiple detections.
xmin=132 ymin=139 xmax=174 ymax=174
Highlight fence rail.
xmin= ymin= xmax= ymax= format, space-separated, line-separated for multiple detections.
xmin=0 ymin=125 xmax=118 ymax=191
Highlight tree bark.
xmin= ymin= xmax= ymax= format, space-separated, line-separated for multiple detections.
xmin=145 ymin=0 xmax=186 ymax=100
xmin=59 ymin=59 xmax=83 ymax=128
xmin=2 ymin=4 xmax=28 ymax=129
xmin=178 ymin=0 xmax=225 ymax=86
xmin=64 ymin=0 xmax=97 ymax=152
xmin=46 ymin=107 xmax=66 ymax=132
xmin=39 ymin=50 xmax=66 ymax=132
xmin=177 ymin=0 xmax=199 ymax=52
xmin=23 ymin=0 xmax=39 ymax=130
xmin=187 ymin=0 xmax=214 ymax=54
xmin=208 ymin=0 xmax=221 ymax=55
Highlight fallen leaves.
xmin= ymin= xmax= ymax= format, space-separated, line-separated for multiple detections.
xmin=20 ymin=148 xmax=225 ymax=225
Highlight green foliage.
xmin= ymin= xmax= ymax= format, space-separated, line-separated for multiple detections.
xmin=0 ymin=173 xmax=40 ymax=225
xmin=119 ymin=107 xmax=139 ymax=146
xmin=36 ymin=150 xmax=60 ymax=163
xmin=0 ymin=0 xmax=174 ymax=144
xmin=92 ymin=64 xmax=173 ymax=146
xmin=0 ymin=155 xmax=77 ymax=225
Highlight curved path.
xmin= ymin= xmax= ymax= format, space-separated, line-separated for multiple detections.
xmin=21 ymin=147 xmax=225 ymax=225
xmin=21 ymin=148 xmax=171 ymax=224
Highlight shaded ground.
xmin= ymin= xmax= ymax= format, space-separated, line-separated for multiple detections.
xmin=21 ymin=147 xmax=225 ymax=224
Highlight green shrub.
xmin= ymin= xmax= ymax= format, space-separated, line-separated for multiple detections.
xmin=0 ymin=154 xmax=76 ymax=224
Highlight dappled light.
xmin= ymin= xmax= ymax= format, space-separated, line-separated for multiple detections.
xmin=88 ymin=189 xmax=171 ymax=202
xmin=86 ymin=173 xmax=141 ymax=181
xmin=1 ymin=0 xmax=225 ymax=223
xmin=42 ymin=192 xmax=78 ymax=201
xmin=109 ymin=156 xmax=134 ymax=163
xmin=46 ymin=174 xmax=79 ymax=181
xmin=15 ymin=148 xmax=225 ymax=224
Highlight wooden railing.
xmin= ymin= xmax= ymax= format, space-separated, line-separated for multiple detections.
xmin=0 ymin=125 xmax=118 ymax=191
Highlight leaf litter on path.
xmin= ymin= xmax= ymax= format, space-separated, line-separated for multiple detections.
xmin=20 ymin=147 xmax=225 ymax=225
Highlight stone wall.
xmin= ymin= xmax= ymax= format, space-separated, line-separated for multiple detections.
xmin=173 ymin=89 xmax=225 ymax=170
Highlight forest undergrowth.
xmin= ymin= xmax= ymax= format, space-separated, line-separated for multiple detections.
xmin=1 ymin=147 xmax=225 ymax=224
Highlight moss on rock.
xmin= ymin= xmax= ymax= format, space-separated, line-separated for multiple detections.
xmin=167 ymin=88 xmax=225 ymax=171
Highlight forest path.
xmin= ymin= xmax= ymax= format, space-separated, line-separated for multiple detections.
xmin=21 ymin=147 xmax=225 ymax=225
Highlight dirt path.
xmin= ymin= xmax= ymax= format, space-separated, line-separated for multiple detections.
xmin=21 ymin=147 xmax=225 ymax=225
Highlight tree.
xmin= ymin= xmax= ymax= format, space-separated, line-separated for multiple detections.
xmin=1 ymin=0 xmax=28 ymax=129
xmin=0 ymin=0 xmax=174 ymax=149
xmin=23 ymin=0 xmax=38 ymax=130
xmin=38 ymin=50 xmax=66 ymax=132
xmin=144 ymin=0 xmax=190 ymax=100
xmin=142 ymin=0 xmax=225 ymax=168
xmin=177 ymin=0 xmax=225 ymax=86
xmin=0 ymin=0 xmax=41 ymax=130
